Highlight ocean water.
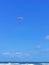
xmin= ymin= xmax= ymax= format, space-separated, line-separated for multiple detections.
xmin=0 ymin=63 xmax=49 ymax=65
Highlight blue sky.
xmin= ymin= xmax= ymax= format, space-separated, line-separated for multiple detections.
xmin=0 ymin=0 xmax=49 ymax=62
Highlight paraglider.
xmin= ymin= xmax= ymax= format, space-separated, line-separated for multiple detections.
xmin=16 ymin=16 xmax=23 ymax=24
xmin=16 ymin=16 xmax=23 ymax=20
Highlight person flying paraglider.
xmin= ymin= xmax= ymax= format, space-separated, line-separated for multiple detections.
xmin=16 ymin=16 xmax=23 ymax=24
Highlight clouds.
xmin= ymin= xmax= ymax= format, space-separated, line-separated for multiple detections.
xmin=16 ymin=52 xmax=22 ymax=55
xmin=0 ymin=42 xmax=49 ymax=61
xmin=36 ymin=44 xmax=41 ymax=49
xmin=0 ymin=52 xmax=22 ymax=57
xmin=0 ymin=52 xmax=30 ymax=58
xmin=45 ymin=35 xmax=49 ymax=40
xmin=1 ymin=52 xmax=11 ymax=55
xmin=0 ymin=49 xmax=49 ymax=61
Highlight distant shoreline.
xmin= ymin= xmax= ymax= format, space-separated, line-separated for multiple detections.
xmin=0 ymin=62 xmax=49 ymax=63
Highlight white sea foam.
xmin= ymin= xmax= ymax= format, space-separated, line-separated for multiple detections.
xmin=0 ymin=63 xmax=34 ymax=65
xmin=0 ymin=63 xmax=49 ymax=65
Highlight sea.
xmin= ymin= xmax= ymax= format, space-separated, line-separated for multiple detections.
xmin=0 ymin=62 xmax=49 ymax=65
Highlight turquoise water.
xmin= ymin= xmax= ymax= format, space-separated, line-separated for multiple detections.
xmin=0 ymin=63 xmax=49 ymax=65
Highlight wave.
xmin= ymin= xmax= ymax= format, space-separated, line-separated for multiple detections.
xmin=0 ymin=63 xmax=34 ymax=65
